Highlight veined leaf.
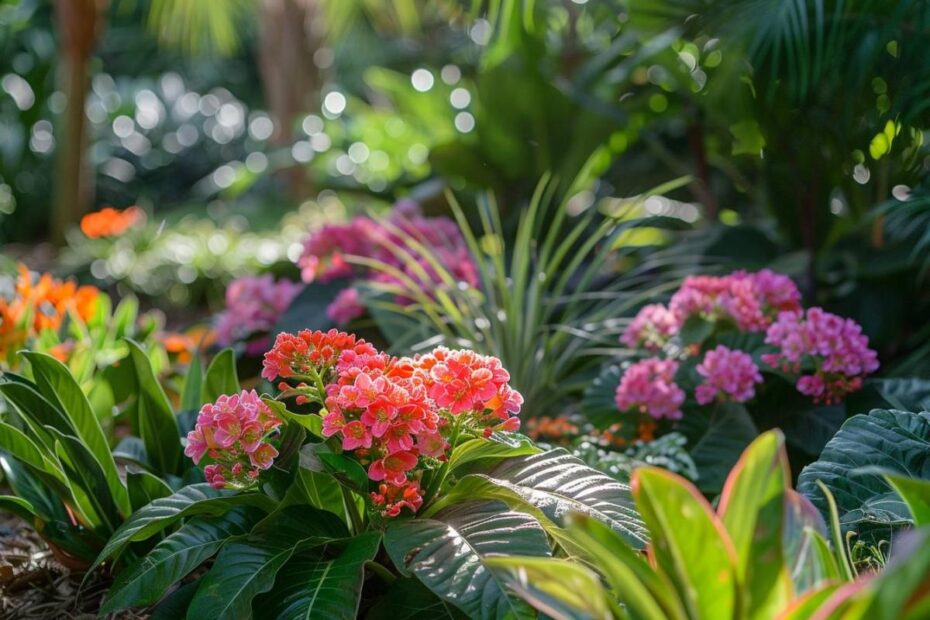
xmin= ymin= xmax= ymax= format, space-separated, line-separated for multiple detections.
xmin=180 ymin=353 xmax=204 ymax=413
xmin=48 ymin=427 xmax=123 ymax=533
xmin=384 ymin=500 xmax=550 ymax=620
xmin=679 ymin=402 xmax=759 ymax=494
xmin=632 ymin=467 xmax=739 ymax=620
xmin=365 ymin=578 xmax=468 ymax=620
xmin=254 ymin=531 xmax=381 ymax=620
xmin=101 ymin=507 xmax=263 ymax=613
xmin=127 ymin=340 xmax=182 ymax=475
xmin=448 ymin=436 xmax=540 ymax=473
xmin=186 ymin=505 xmax=349 ymax=620
xmin=883 ymin=473 xmax=930 ymax=526
xmin=0 ymin=421 xmax=59 ymax=475
xmin=126 ymin=467 xmax=173 ymax=512
xmin=88 ymin=483 xmax=275 ymax=574
xmin=202 ymin=348 xmax=240 ymax=403
xmin=486 ymin=556 xmax=615 ymax=620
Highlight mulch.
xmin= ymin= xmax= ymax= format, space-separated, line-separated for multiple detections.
xmin=0 ymin=512 xmax=146 ymax=620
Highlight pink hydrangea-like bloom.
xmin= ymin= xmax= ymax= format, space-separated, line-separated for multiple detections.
xmin=621 ymin=304 xmax=680 ymax=350
xmin=695 ymin=345 xmax=763 ymax=405
xmin=296 ymin=202 xmax=481 ymax=322
xmin=214 ymin=275 xmax=303 ymax=349
xmin=327 ymin=287 xmax=365 ymax=326
xmin=763 ymin=307 xmax=879 ymax=404
xmin=615 ymin=358 xmax=685 ymax=420
xmin=262 ymin=329 xmax=377 ymax=382
xmin=184 ymin=390 xmax=282 ymax=489
xmin=669 ymin=270 xmax=801 ymax=332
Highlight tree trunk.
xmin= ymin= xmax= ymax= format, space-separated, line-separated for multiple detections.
xmin=52 ymin=0 xmax=106 ymax=245
xmin=257 ymin=0 xmax=324 ymax=197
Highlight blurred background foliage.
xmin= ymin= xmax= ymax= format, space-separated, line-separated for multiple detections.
xmin=0 ymin=0 xmax=928 ymax=372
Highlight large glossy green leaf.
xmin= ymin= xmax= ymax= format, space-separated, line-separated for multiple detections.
xmin=20 ymin=352 xmax=130 ymax=515
xmin=883 ymin=473 xmax=930 ymax=526
xmin=384 ymin=500 xmax=550 ymax=620
xmin=101 ymin=507 xmax=263 ymax=613
xmin=632 ymin=467 xmax=739 ymax=620
xmin=48 ymin=427 xmax=123 ymax=532
xmin=89 ymin=484 xmax=275 ymax=574
xmin=718 ymin=430 xmax=792 ymax=617
xmin=186 ymin=505 xmax=348 ymax=620
xmin=282 ymin=467 xmax=344 ymax=517
xmin=127 ymin=340 xmax=182 ymax=475
xmin=254 ymin=531 xmax=381 ymax=620
xmin=455 ymin=448 xmax=648 ymax=549
xmin=180 ymin=353 xmax=204 ymax=413
xmin=486 ymin=556 xmax=615 ymax=620
xmin=365 ymin=578 xmax=469 ymax=620
xmin=126 ymin=467 xmax=173 ymax=512
xmin=0 ymin=379 xmax=74 ymax=441
xmin=797 ymin=409 xmax=930 ymax=538
xmin=448 ymin=436 xmax=540 ymax=473
xmin=202 ymin=348 xmax=241 ymax=403
xmin=0 ymin=421 xmax=57 ymax=474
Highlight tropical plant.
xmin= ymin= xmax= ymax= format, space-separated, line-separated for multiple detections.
xmin=488 ymin=430 xmax=930 ymax=620
xmin=90 ymin=328 xmax=648 ymax=618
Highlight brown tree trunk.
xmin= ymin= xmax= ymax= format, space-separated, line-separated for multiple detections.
xmin=52 ymin=0 xmax=107 ymax=245
xmin=257 ymin=0 xmax=324 ymax=197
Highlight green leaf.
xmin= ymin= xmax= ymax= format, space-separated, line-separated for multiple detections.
xmin=186 ymin=505 xmax=349 ymax=620
xmin=180 ymin=353 xmax=204 ymax=413
xmin=718 ymin=430 xmax=792 ymax=617
xmin=126 ymin=467 xmax=173 ymax=512
xmin=448 ymin=448 xmax=648 ymax=549
xmin=366 ymin=578 xmax=468 ymax=620
xmin=127 ymin=340 xmax=182 ymax=476
xmin=283 ymin=467 xmax=344 ymax=517
xmin=632 ymin=467 xmax=739 ymax=620
xmin=299 ymin=443 xmax=370 ymax=494
xmin=264 ymin=398 xmax=323 ymax=438
xmin=883 ymin=474 xmax=930 ymax=526
xmin=0 ymin=380 xmax=74 ymax=442
xmin=782 ymin=490 xmax=836 ymax=592
xmin=678 ymin=315 xmax=715 ymax=346
xmin=20 ymin=352 xmax=130 ymax=515
xmin=448 ymin=436 xmax=540 ymax=473
xmin=272 ymin=280 xmax=343 ymax=336
xmin=851 ymin=526 xmax=930 ymax=619
xmin=384 ymin=500 xmax=550 ymax=620
xmin=797 ymin=409 xmax=930 ymax=540
xmin=101 ymin=507 xmax=263 ymax=613
xmin=202 ymin=349 xmax=241 ymax=403
xmin=486 ymin=556 xmax=615 ymax=620
xmin=0 ymin=421 xmax=57 ymax=474
xmin=0 ymin=495 xmax=37 ymax=523
xmin=254 ymin=531 xmax=381 ymax=620
xmin=679 ymin=403 xmax=759 ymax=494
xmin=88 ymin=484 xmax=276 ymax=574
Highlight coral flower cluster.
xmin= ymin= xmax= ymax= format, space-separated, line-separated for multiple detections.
xmin=214 ymin=274 xmax=303 ymax=353
xmin=763 ymin=308 xmax=880 ymax=404
xmin=615 ymin=269 xmax=878 ymax=419
xmin=261 ymin=329 xmax=523 ymax=517
xmin=0 ymin=264 xmax=100 ymax=358
xmin=296 ymin=202 xmax=479 ymax=325
xmin=184 ymin=390 xmax=283 ymax=488
xmin=622 ymin=270 xmax=801 ymax=349
xmin=79 ymin=206 xmax=144 ymax=239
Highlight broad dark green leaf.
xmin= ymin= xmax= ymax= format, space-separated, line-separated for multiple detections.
xmin=384 ymin=500 xmax=550 ymax=620
xmin=797 ymin=409 xmax=930 ymax=539
xmin=48 ymin=427 xmax=123 ymax=532
xmin=113 ymin=436 xmax=150 ymax=469
xmin=272 ymin=280 xmax=343 ymax=337
xmin=18 ymin=353 xmax=130 ymax=514
xmin=101 ymin=507 xmax=263 ymax=613
xmin=149 ymin=581 xmax=199 ymax=620
xmin=679 ymin=403 xmax=758 ymax=494
xmin=180 ymin=353 xmax=204 ymax=413
xmin=883 ymin=474 xmax=930 ymax=526
xmin=0 ymin=495 xmax=37 ymax=522
xmin=0 ymin=421 xmax=56 ymax=474
xmin=633 ymin=467 xmax=739 ymax=620
xmin=282 ymin=468 xmax=344 ymax=516
xmin=299 ymin=443 xmax=370 ymax=494
xmin=186 ymin=505 xmax=348 ymax=620
xmin=89 ymin=483 xmax=275 ymax=574
xmin=127 ymin=340 xmax=181 ymax=475
xmin=202 ymin=348 xmax=241 ymax=403
xmin=0 ymin=379 xmax=74 ymax=442
xmin=254 ymin=531 xmax=381 ymax=620
xmin=126 ymin=467 xmax=173 ymax=512
xmin=486 ymin=556 xmax=615 ymax=620
xmin=365 ymin=578 xmax=469 ymax=620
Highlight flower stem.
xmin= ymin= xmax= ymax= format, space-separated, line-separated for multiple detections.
xmin=342 ymin=487 xmax=365 ymax=534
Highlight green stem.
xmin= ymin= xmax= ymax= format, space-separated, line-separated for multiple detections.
xmin=424 ymin=415 xmax=464 ymax=502
xmin=342 ymin=487 xmax=365 ymax=535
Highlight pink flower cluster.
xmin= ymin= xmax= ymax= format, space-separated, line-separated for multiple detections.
xmin=762 ymin=307 xmax=879 ymax=404
xmin=263 ymin=331 xmax=523 ymax=517
xmin=614 ymin=358 xmax=685 ymax=420
xmin=215 ymin=275 xmax=303 ymax=354
xmin=622 ymin=270 xmax=802 ymax=349
xmin=296 ymin=202 xmax=479 ymax=326
xmin=184 ymin=390 xmax=282 ymax=489
xmin=695 ymin=346 xmax=763 ymax=405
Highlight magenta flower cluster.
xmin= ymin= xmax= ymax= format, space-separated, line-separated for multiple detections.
xmin=623 ymin=269 xmax=802 ymax=349
xmin=614 ymin=358 xmax=685 ymax=420
xmin=215 ymin=275 xmax=303 ymax=354
xmin=296 ymin=201 xmax=479 ymax=325
xmin=615 ymin=269 xmax=879 ymax=419
xmin=184 ymin=390 xmax=283 ymax=489
xmin=763 ymin=307 xmax=880 ymax=404
xmin=694 ymin=345 xmax=763 ymax=405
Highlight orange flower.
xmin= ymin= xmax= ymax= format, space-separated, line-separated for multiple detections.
xmin=159 ymin=325 xmax=217 ymax=364
xmin=80 ymin=206 xmax=144 ymax=239
xmin=0 ymin=264 xmax=101 ymax=358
